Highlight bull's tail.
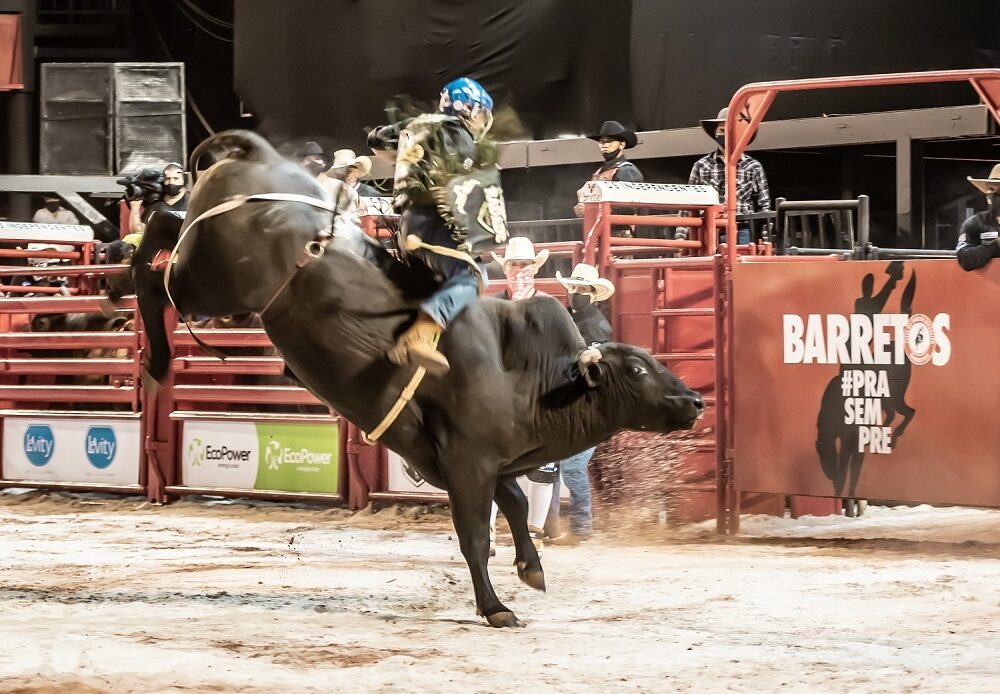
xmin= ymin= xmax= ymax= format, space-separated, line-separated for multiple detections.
xmin=188 ymin=129 xmax=279 ymax=180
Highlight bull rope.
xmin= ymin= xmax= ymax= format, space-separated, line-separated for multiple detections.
xmin=359 ymin=330 xmax=440 ymax=445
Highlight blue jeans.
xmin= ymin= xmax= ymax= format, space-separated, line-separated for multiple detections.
xmin=404 ymin=207 xmax=481 ymax=328
xmin=546 ymin=447 xmax=596 ymax=536
xmin=720 ymin=226 xmax=751 ymax=245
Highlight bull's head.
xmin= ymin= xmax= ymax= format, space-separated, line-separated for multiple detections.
xmin=577 ymin=343 xmax=705 ymax=432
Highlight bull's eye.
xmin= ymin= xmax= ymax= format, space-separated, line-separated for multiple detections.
xmin=631 ymin=365 xmax=647 ymax=376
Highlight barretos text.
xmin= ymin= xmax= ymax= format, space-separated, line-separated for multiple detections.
xmin=782 ymin=313 xmax=951 ymax=368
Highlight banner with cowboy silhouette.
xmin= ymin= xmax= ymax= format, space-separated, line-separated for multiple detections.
xmin=733 ymin=260 xmax=1000 ymax=507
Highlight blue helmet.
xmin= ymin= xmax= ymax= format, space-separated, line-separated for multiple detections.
xmin=439 ymin=77 xmax=494 ymax=136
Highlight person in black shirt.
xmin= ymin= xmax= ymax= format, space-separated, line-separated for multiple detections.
xmin=126 ymin=162 xmax=189 ymax=243
xmin=957 ymin=163 xmax=1000 ymax=271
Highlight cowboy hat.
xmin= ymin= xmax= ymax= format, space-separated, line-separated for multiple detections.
xmin=329 ymin=149 xmax=373 ymax=177
xmin=556 ymin=263 xmax=615 ymax=302
xmin=491 ymin=236 xmax=549 ymax=270
xmin=700 ymin=107 xmax=757 ymax=144
xmin=586 ymin=120 xmax=637 ymax=149
xmin=968 ymin=163 xmax=1000 ymax=194
xmin=297 ymin=141 xmax=324 ymax=158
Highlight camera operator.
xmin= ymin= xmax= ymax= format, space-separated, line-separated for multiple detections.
xmin=125 ymin=163 xmax=189 ymax=243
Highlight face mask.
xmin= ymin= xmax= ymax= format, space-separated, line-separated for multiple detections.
xmin=599 ymin=140 xmax=623 ymax=161
xmin=504 ymin=264 xmax=536 ymax=301
xmin=163 ymin=184 xmax=184 ymax=197
xmin=304 ymin=160 xmax=325 ymax=177
xmin=715 ymin=133 xmax=726 ymax=150
xmin=569 ymin=292 xmax=594 ymax=312
xmin=44 ymin=202 xmax=60 ymax=213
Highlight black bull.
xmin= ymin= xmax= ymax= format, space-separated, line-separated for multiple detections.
xmin=130 ymin=130 xmax=704 ymax=628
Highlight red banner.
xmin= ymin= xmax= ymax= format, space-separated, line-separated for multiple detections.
xmin=733 ymin=259 xmax=1000 ymax=507
xmin=0 ymin=14 xmax=23 ymax=91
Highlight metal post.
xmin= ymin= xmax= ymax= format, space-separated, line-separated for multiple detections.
xmin=896 ymin=136 xmax=925 ymax=246
xmin=6 ymin=91 xmax=34 ymax=221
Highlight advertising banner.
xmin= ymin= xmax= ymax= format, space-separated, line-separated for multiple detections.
xmin=181 ymin=420 xmax=340 ymax=494
xmin=2 ymin=417 xmax=141 ymax=486
xmin=386 ymin=450 xmax=571 ymax=499
xmin=733 ymin=259 xmax=1000 ymax=507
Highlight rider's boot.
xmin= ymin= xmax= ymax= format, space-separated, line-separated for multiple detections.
xmin=388 ymin=313 xmax=450 ymax=376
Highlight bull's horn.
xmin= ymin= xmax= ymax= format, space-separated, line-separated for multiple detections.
xmin=579 ymin=348 xmax=602 ymax=365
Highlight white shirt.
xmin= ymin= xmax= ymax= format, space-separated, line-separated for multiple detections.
xmin=32 ymin=207 xmax=80 ymax=225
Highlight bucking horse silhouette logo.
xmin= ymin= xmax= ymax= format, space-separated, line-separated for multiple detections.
xmin=815 ymin=261 xmax=917 ymax=506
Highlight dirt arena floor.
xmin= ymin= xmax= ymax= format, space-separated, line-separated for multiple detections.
xmin=1 ymin=491 xmax=999 ymax=693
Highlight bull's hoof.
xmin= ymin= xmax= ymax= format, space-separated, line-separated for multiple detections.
xmin=485 ymin=610 xmax=525 ymax=628
xmin=516 ymin=560 xmax=546 ymax=592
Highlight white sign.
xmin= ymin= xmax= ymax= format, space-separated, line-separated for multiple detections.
xmin=181 ymin=421 xmax=259 ymax=489
xmin=386 ymin=451 xmax=569 ymax=499
xmin=2 ymin=417 xmax=141 ymax=486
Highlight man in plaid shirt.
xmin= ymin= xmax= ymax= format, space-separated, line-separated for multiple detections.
xmin=683 ymin=107 xmax=771 ymax=244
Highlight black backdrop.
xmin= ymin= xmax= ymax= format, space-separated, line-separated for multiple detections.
xmin=234 ymin=0 xmax=1000 ymax=149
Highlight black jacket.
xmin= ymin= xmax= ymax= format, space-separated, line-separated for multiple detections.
xmin=956 ymin=211 xmax=1000 ymax=271
xmin=571 ymin=301 xmax=613 ymax=346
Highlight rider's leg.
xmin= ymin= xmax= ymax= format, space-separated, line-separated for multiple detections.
xmin=388 ymin=266 xmax=478 ymax=375
xmin=389 ymin=210 xmax=481 ymax=375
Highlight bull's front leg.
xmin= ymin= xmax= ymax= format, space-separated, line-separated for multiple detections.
xmin=493 ymin=476 xmax=545 ymax=592
xmin=443 ymin=461 xmax=524 ymax=628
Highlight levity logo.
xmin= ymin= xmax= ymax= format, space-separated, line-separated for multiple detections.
xmin=85 ymin=426 xmax=117 ymax=469
xmin=783 ymin=313 xmax=951 ymax=367
xmin=23 ymin=424 xmax=55 ymax=467
xmin=263 ymin=438 xmax=333 ymax=470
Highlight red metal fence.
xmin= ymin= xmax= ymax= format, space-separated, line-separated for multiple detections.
xmin=2 ymin=70 xmax=996 ymax=532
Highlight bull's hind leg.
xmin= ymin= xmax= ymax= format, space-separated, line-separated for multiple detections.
xmin=494 ymin=476 xmax=545 ymax=592
xmin=444 ymin=464 xmax=524 ymax=628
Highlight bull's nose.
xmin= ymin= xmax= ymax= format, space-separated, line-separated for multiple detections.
xmin=690 ymin=394 xmax=706 ymax=419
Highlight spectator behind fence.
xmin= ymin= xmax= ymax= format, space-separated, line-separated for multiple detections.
xmin=126 ymin=163 xmax=189 ymax=244
xmin=298 ymin=141 xmax=327 ymax=178
xmin=682 ymin=107 xmax=770 ymax=245
xmin=574 ymin=120 xmax=643 ymax=237
xmin=32 ymin=196 xmax=78 ymax=225
xmin=957 ymin=163 xmax=1000 ymax=271
xmin=325 ymin=149 xmax=381 ymax=197
xmin=488 ymin=237 xmax=556 ymax=554
xmin=544 ymin=262 xmax=616 ymax=544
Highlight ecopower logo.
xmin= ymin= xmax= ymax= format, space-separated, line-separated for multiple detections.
xmin=186 ymin=437 xmax=252 ymax=469
xmin=263 ymin=437 xmax=334 ymax=471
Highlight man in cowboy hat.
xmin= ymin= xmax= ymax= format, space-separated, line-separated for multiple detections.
xmin=574 ymin=120 xmax=644 ymax=235
xmin=543 ymin=262 xmax=616 ymax=544
xmin=957 ymin=163 xmax=1000 ymax=271
xmin=487 ymin=237 xmax=556 ymax=553
xmin=682 ymin=107 xmax=770 ymax=244
xmin=491 ymin=236 xmax=550 ymax=300
xmin=326 ymin=149 xmax=381 ymax=197
xmin=297 ymin=141 xmax=327 ymax=178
